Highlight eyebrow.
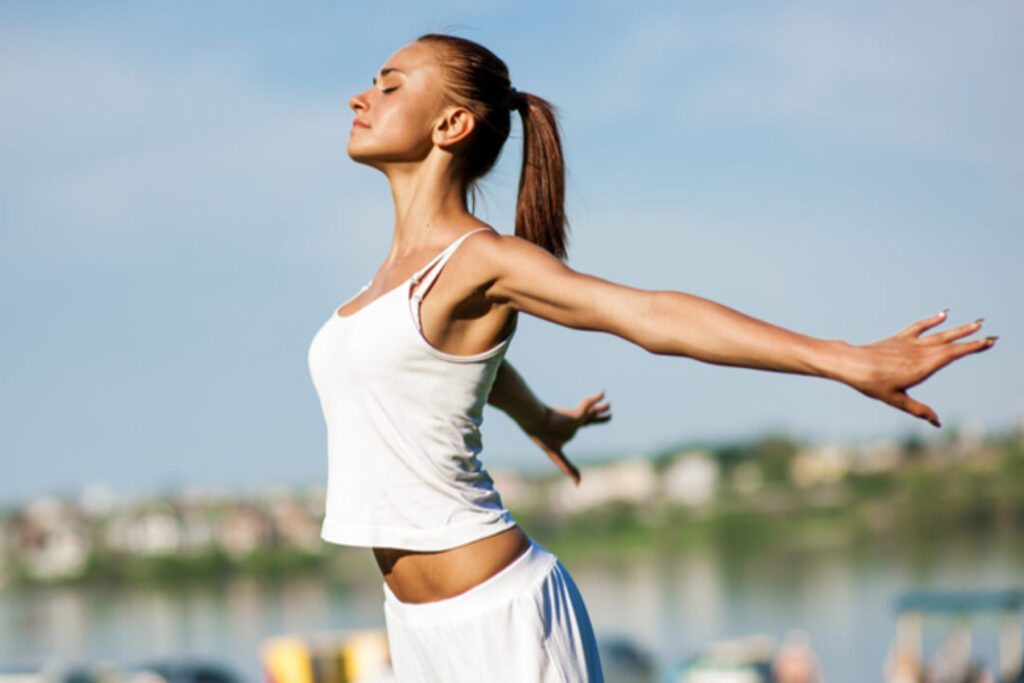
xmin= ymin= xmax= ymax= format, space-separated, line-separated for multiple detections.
xmin=372 ymin=67 xmax=405 ymax=85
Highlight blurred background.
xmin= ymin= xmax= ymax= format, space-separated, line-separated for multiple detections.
xmin=2 ymin=1 xmax=1022 ymax=681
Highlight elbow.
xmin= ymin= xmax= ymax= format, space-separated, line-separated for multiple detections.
xmin=629 ymin=290 xmax=678 ymax=356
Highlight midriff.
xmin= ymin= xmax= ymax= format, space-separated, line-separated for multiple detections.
xmin=373 ymin=525 xmax=531 ymax=603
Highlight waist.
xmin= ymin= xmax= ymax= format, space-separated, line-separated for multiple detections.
xmin=373 ymin=525 xmax=531 ymax=603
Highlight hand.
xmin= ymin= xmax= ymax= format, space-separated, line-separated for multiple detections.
xmin=529 ymin=390 xmax=611 ymax=485
xmin=843 ymin=310 xmax=996 ymax=428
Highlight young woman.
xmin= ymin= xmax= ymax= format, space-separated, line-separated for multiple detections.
xmin=307 ymin=34 xmax=995 ymax=682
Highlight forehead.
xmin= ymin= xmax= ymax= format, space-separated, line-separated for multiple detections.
xmin=379 ymin=42 xmax=440 ymax=76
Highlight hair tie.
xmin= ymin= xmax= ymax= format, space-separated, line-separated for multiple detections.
xmin=507 ymin=85 xmax=521 ymax=110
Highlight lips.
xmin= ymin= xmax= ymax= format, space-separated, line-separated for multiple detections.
xmin=351 ymin=119 xmax=370 ymax=130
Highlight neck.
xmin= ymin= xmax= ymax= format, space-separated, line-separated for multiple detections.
xmin=382 ymin=153 xmax=475 ymax=257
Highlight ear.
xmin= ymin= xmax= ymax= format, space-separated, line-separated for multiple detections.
xmin=433 ymin=106 xmax=476 ymax=148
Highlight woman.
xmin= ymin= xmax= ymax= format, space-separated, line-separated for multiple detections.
xmin=307 ymin=34 xmax=994 ymax=682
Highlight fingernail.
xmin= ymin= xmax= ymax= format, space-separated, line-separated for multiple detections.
xmin=985 ymin=336 xmax=998 ymax=346
xmin=974 ymin=318 xmax=984 ymax=326
xmin=939 ymin=309 xmax=949 ymax=317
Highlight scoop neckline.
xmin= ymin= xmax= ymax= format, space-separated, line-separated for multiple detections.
xmin=334 ymin=228 xmax=492 ymax=320
xmin=335 ymin=279 xmax=403 ymax=319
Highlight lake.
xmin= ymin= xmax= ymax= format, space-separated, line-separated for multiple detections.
xmin=2 ymin=538 xmax=1022 ymax=682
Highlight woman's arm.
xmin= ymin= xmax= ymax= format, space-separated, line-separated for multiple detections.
xmin=476 ymin=233 xmax=995 ymax=428
xmin=488 ymin=360 xmax=610 ymax=484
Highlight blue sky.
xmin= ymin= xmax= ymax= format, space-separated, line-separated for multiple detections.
xmin=2 ymin=1 xmax=1021 ymax=505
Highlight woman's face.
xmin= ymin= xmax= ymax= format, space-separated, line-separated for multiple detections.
xmin=346 ymin=42 xmax=447 ymax=168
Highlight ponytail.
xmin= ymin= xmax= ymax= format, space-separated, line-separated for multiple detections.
xmin=513 ymin=93 xmax=568 ymax=260
xmin=417 ymin=34 xmax=570 ymax=260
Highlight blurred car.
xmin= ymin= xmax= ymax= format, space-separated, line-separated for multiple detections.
xmin=260 ymin=630 xmax=392 ymax=683
xmin=125 ymin=661 xmax=242 ymax=683
xmin=597 ymin=636 xmax=656 ymax=682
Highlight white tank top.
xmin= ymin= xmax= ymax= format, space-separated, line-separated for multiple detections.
xmin=307 ymin=228 xmax=517 ymax=551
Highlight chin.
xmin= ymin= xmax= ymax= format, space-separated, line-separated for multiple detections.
xmin=346 ymin=143 xmax=380 ymax=167
xmin=346 ymin=137 xmax=432 ymax=168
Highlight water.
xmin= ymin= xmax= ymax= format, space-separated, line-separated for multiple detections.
xmin=2 ymin=542 xmax=1021 ymax=682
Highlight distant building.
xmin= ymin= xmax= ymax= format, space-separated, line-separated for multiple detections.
xmin=663 ymin=450 xmax=720 ymax=507
xmin=552 ymin=458 xmax=657 ymax=514
xmin=218 ymin=504 xmax=272 ymax=556
xmin=853 ymin=440 xmax=901 ymax=474
xmin=490 ymin=468 xmax=536 ymax=511
xmin=266 ymin=495 xmax=321 ymax=550
xmin=790 ymin=444 xmax=850 ymax=488
xmin=106 ymin=504 xmax=183 ymax=556
xmin=178 ymin=510 xmax=216 ymax=552
xmin=11 ymin=496 xmax=90 ymax=580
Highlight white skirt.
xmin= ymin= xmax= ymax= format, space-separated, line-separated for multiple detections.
xmin=382 ymin=540 xmax=604 ymax=682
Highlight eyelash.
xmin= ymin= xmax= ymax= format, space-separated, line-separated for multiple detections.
xmin=381 ymin=86 xmax=399 ymax=94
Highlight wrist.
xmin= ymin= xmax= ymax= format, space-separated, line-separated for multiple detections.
xmin=815 ymin=339 xmax=860 ymax=385
xmin=518 ymin=405 xmax=551 ymax=437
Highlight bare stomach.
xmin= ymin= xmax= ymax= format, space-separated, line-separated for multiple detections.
xmin=373 ymin=525 xmax=531 ymax=604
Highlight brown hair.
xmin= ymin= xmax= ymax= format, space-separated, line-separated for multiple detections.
xmin=417 ymin=33 xmax=568 ymax=260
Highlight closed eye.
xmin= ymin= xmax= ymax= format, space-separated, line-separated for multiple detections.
xmin=382 ymin=86 xmax=399 ymax=94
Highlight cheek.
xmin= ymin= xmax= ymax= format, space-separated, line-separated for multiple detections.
xmin=379 ymin=104 xmax=436 ymax=143
xmin=347 ymin=104 xmax=435 ymax=161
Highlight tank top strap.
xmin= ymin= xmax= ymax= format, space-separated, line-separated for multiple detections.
xmin=410 ymin=228 xmax=491 ymax=301
xmin=409 ymin=228 xmax=491 ymax=331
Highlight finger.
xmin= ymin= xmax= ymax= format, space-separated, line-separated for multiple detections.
xmin=580 ymin=414 xmax=611 ymax=427
xmin=898 ymin=309 xmax=949 ymax=339
xmin=924 ymin=337 xmax=999 ymax=378
xmin=945 ymin=336 xmax=997 ymax=361
xmin=583 ymin=403 xmax=612 ymax=425
xmin=571 ymin=391 xmax=606 ymax=419
xmin=531 ymin=434 xmax=581 ymax=483
xmin=923 ymin=319 xmax=984 ymax=345
xmin=889 ymin=391 xmax=941 ymax=428
xmin=905 ymin=338 xmax=994 ymax=387
xmin=550 ymin=451 xmax=581 ymax=484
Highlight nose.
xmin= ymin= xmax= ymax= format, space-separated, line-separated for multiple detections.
xmin=349 ymin=90 xmax=369 ymax=113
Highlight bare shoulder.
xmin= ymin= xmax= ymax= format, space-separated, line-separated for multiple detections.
xmin=459 ymin=229 xmax=648 ymax=333
xmin=459 ymin=229 xmax=567 ymax=280
xmin=461 ymin=228 xmax=541 ymax=258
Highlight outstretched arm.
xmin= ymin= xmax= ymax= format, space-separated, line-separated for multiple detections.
xmin=488 ymin=360 xmax=610 ymax=484
xmin=478 ymin=233 xmax=995 ymax=428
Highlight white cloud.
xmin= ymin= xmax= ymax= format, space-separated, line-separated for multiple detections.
xmin=548 ymin=1 xmax=1022 ymax=185
xmin=705 ymin=2 xmax=1022 ymax=174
